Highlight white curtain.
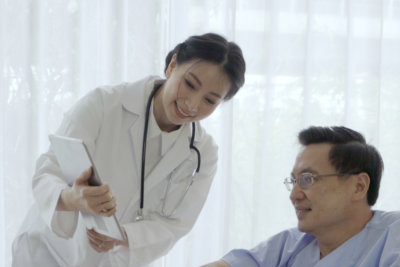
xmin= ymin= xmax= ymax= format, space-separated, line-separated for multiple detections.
xmin=1 ymin=0 xmax=400 ymax=266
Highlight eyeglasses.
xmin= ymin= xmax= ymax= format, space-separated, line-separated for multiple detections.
xmin=283 ymin=172 xmax=357 ymax=191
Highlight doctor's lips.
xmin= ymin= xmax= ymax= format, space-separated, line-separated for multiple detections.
xmin=174 ymin=101 xmax=196 ymax=119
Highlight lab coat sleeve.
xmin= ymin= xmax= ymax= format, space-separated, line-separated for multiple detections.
xmin=111 ymin=133 xmax=218 ymax=266
xmin=32 ymin=88 xmax=104 ymax=238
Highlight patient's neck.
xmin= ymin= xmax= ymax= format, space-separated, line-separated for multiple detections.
xmin=316 ymin=208 xmax=373 ymax=258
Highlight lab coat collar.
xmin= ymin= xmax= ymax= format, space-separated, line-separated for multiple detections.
xmin=144 ymin=127 xmax=191 ymax=196
xmin=121 ymin=76 xmax=162 ymax=116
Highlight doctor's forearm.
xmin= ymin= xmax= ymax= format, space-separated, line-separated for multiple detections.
xmin=56 ymin=188 xmax=76 ymax=211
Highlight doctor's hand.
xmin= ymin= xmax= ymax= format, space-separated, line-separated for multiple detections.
xmin=57 ymin=167 xmax=117 ymax=217
xmin=86 ymin=228 xmax=129 ymax=253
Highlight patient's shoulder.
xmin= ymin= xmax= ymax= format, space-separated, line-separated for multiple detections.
xmin=369 ymin=210 xmax=400 ymax=229
xmin=261 ymin=227 xmax=314 ymax=251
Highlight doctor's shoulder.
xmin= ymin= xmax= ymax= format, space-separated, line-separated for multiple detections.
xmin=67 ymin=76 xmax=157 ymax=116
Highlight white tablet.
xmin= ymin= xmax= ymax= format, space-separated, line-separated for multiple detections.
xmin=49 ymin=134 xmax=126 ymax=241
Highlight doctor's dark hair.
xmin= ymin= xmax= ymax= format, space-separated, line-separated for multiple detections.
xmin=298 ymin=126 xmax=383 ymax=206
xmin=164 ymin=33 xmax=246 ymax=100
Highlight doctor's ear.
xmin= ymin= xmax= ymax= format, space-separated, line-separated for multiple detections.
xmin=165 ymin=54 xmax=177 ymax=78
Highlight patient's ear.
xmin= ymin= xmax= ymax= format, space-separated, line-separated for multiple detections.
xmin=352 ymin=172 xmax=370 ymax=202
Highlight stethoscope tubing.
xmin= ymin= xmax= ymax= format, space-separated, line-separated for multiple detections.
xmin=138 ymin=83 xmax=200 ymax=219
xmin=139 ymin=85 xmax=158 ymax=212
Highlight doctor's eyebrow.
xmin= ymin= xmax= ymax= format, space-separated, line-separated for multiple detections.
xmin=188 ymin=72 xmax=202 ymax=86
xmin=209 ymin=92 xmax=222 ymax=98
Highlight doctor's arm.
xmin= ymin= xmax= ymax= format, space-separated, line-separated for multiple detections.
xmin=56 ymin=167 xmax=116 ymax=218
xmin=32 ymin=88 xmax=106 ymax=238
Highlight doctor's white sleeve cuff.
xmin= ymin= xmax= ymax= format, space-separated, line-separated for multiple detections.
xmin=34 ymin=177 xmax=79 ymax=238
xmin=49 ymin=185 xmax=79 ymax=238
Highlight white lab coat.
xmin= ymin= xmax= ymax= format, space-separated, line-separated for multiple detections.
xmin=12 ymin=76 xmax=218 ymax=267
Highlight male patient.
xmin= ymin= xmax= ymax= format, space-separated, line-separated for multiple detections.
xmin=203 ymin=126 xmax=400 ymax=267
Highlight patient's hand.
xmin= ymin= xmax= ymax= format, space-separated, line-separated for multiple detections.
xmin=201 ymin=260 xmax=230 ymax=267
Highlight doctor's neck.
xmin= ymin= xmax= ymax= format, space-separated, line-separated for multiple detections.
xmin=152 ymin=86 xmax=181 ymax=133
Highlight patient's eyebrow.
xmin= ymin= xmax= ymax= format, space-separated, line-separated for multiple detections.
xmin=291 ymin=168 xmax=319 ymax=177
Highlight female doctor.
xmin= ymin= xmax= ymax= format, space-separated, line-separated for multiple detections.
xmin=12 ymin=33 xmax=246 ymax=267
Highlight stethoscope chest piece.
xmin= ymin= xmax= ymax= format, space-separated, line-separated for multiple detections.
xmin=135 ymin=209 xmax=144 ymax=221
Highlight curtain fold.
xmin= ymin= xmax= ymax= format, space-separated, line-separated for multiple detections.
xmin=1 ymin=0 xmax=400 ymax=266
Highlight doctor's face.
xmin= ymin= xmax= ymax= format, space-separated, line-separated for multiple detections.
xmin=155 ymin=56 xmax=231 ymax=131
xmin=289 ymin=143 xmax=355 ymax=237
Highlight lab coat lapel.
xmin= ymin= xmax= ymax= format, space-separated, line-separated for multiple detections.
xmin=128 ymin=118 xmax=144 ymax=178
xmin=144 ymin=125 xmax=191 ymax=195
xmin=122 ymin=77 xmax=157 ymax=179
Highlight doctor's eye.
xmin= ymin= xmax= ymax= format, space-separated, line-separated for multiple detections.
xmin=185 ymin=79 xmax=195 ymax=90
xmin=204 ymin=97 xmax=216 ymax=105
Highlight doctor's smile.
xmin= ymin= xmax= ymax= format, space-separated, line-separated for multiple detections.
xmin=174 ymin=100 xmax=196 ymax=119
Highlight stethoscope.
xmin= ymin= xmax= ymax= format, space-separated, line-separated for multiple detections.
xmin=135 ymin=83 xmax=201 ymax=221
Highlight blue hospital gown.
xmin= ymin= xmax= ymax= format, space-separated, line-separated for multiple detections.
xmin=222 ymin=210 xmax=400 ymax=267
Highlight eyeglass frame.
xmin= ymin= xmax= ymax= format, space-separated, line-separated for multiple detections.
xmin=283 ymin=172 xmax=359 ymax=191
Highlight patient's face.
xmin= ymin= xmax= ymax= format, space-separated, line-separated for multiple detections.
xmin=289 ymin=143 xmax=355 ymax=237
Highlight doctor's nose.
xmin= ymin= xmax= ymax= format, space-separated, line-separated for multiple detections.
xmin=183 ymin=98 xmax=199 ymax=115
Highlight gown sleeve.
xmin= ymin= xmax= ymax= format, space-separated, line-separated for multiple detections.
xmin=32 ymin=88 xmax=104 ymax=238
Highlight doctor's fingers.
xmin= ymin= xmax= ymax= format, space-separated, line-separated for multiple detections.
xmin=81 ymin=194 xmax=115 ymax=215
xmin=81 ymin=183 xmax=112 ymax=197
xmin=83 ymin=189 xmax=114 ymax=207
xmin=75 ymin=167 xmax=93 ymax=185
xmin=87 ymin=235 xmax=115 ymax=253
xmin=99 ymin=206 xmax=116 ymax=217
xmin=87 ymin=229 xmax=116 ymax=247
xmin=93 ymin=193 xmax=116 ymax=208
xmin=93 ymin=196 xmax=117 ymax=216
xmin=97 ymin=204 xmax=117 ymax=217
xmin=87 ymin=228 xmax=115 ymax=241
